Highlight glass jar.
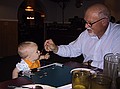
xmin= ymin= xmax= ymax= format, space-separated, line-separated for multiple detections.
xmin=72 ymin=70 xmax=91 ymax=89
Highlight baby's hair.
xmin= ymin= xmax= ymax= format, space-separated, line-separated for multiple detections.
xmin=18 ymin=41 xmax=37 ymax=58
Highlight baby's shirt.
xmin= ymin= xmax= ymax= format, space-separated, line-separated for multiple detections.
xmin=16 ymin=59 xmax=40 ymax=72
xmin=24 ymin=59 xmax=40 ymax=69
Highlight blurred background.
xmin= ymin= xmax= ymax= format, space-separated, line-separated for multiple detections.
xmin=1 ymin=0 xmax=120 ymax=57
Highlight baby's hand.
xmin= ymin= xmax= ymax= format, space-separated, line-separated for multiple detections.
xmin=44 ymin=53 xmax=50 ymax=59
xmin=39 ymin=53 xmax=50 ymax=60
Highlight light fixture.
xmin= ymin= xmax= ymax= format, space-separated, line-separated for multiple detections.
xmin=27 ymin=17 xmax=34 ymax=19
xmin=25 ymin=6 xmax=34 ymax=11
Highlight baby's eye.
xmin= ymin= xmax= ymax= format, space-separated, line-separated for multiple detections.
xmin=36 ymin=50 xmax=40 ymax=54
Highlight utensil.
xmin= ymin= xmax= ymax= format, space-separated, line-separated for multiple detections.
xmin=8 ymin=85 xmax=32 ymax=89
xmin=22 ymin=84 xmax=56 ymax=89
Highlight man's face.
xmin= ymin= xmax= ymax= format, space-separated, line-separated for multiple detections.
xmin=84 ymin=10 xmax=105 ymax=38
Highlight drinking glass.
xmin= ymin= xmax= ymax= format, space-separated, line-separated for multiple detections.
xmin=91 ymin=74 xmax=112 ymax=89
xmin=72 ymin=70 xmax=91 ymax=89
xmin=103 ymin=53 xmax=120 ymax=89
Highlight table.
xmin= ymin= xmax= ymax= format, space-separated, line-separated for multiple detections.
xmin=0 ymin=77 xmax=33 ymax=89
xmin=0 ymin=61 xmax=102 ymax=89
xmin=24 ymin=63 xmax=73 ymax=87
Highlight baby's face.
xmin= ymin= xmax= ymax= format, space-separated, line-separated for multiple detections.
xmin=27 ymin=46 xmax=40 ymax=61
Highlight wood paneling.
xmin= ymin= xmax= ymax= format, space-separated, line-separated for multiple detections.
xmin=0 ymin=20 xmax=18 ymax=57
xmin=105 ymin=0 xmax=120 ymax=20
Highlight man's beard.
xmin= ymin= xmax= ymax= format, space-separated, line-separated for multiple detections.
xmin=87 ymin=28 xmax=96 ymax=37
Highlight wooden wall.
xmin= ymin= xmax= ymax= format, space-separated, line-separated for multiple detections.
xmin=105 ymin=0 xmax=120 ymax=21
xmin=0 ymin=20 xmax=18 ymax=57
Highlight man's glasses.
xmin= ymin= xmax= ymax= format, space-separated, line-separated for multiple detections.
xmin=84 ymin=18 xmax=106 ymax=27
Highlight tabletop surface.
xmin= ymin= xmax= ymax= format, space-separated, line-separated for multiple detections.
xmin=0 ymin=61 xmax=102 ymax=89
xmin=0 ymin=77 xmax=33 ymax=89
xmin=24 ymin=64 xmax=73 ymax=87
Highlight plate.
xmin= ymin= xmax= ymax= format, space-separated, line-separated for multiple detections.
xmin=70 ymin=68 xmax=96 ymax=74
xmin=15 ymin=84 xmax=56 ymax=89
xmin=57 ymin=84 xmax=72 ymax=89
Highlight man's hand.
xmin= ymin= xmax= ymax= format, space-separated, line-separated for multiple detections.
xmin=44 ymin=39 xmax=58 ymax=53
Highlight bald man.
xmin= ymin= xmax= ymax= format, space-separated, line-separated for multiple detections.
xmin=44 ymin=3 xmax=120 ymax=69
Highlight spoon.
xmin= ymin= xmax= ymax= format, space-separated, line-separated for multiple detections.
xmin=8 ymin=85 xmax=32 ymax=89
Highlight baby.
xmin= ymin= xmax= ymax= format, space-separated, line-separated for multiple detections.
xmin=12 ymin=41 xmax=50 ymax=79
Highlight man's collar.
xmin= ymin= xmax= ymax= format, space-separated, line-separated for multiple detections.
xmin=104 ymin=22 xmax=111 ymax=36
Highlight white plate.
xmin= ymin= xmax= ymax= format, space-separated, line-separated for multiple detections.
xmin=57 ymin=84 xmax=72 ymax=89
xmin=15 ymin=84 xmax=56 ymax=89
xmin=70 ymin=68 xmax=96 ymax=74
